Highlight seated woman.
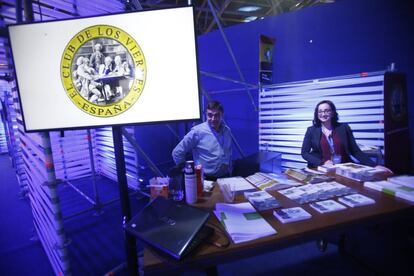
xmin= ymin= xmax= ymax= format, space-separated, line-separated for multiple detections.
xmin=301 ymin=100 xmax=382 ymax=168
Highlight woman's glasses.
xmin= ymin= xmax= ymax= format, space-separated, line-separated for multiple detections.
xmin=318 ymin=109 xmax=332 ymax=115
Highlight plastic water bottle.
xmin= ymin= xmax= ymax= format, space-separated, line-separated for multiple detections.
xmin=169 ymin=174 xmax=184 ymax=201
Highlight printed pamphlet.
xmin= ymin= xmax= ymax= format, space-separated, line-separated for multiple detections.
xmin=338 ymin=193 xmax=375 ymax=207
xmin=244 ymin=190 xmax=281 ymax=211
xmin=309 ymin=199 xmax=347 ymax=213
xmin=273 ymin=207 xmax=312 ymax=223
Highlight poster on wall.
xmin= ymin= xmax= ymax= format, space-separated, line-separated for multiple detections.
xmin=8 ymin=6 xmax=201 ymax=132
xmin=259 ymin=35 xmax=275 ymax=84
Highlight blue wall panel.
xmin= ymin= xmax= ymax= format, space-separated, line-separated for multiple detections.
xmin=196 ymin=0 xmax=414 ymax=170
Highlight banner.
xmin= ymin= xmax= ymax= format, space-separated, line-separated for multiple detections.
xmin=259 ymin=35 xmax=275 ymax=84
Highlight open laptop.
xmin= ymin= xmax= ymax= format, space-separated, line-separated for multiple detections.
xmin=124 ymin=196 xmax=212 ymax=260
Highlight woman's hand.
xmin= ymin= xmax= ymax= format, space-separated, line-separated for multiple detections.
xmin=323 ymin=160 xmax=333 ymax=166
xmin=375 ymin=165 xmax=394 ymax=175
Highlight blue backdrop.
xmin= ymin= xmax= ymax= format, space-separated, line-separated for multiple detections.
xmin=135 ymin=0 xmax=414 ymax=172
xmin=197 ymin=0 xmax=414 ymax=169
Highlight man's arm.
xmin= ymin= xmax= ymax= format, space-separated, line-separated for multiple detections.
xmin=172 ymin=129 xmax=197 ymax=165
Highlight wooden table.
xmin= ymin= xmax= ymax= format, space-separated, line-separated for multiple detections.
xmin=143 ymin=176 xmax=414 ymax=275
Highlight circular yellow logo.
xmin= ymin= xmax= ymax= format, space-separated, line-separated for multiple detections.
xmin=60 ymin=25 xmax=146 ymax=117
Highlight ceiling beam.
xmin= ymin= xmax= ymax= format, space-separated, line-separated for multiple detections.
xmin=205 ymin=0 xmax=231 ymax=33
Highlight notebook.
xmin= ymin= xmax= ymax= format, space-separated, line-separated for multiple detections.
xmin=124 ymin=196 xmax=211 ymax=260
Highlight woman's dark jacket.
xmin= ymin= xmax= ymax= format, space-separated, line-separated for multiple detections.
xmin=301 ymin=123 xmax=376 ymax=168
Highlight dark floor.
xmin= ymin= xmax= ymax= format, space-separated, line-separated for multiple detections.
xmin=0 ymin=153 xmax=55 ymax=275
xmin=1 ymin=153 xmax=413 ymax=275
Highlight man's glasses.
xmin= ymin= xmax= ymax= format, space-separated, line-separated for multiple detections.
xmin=318 ymin=109 xmax=332 ymax=114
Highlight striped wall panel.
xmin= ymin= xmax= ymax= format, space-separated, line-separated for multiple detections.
xmin=50 ymin=130 xmax=96 ymax=181
xmin=259 ymin=72 xmax=385 ymax=169
xmin=11 ymin=101 xmax=70 ymax=275
xmin=95 ymin=127 xmax=140 ymax=190
xmin=25 ymin=132 xmax=70 ymax=275
xmin=3 ymin=36 xmax=73 ymax=276
xmin=0 ymin=95 xmax=8 ymax=153
xmin=2 ymin=2 xmax=129 ymax=274
xmin=4 ymin=82 xmax=28 ymax=193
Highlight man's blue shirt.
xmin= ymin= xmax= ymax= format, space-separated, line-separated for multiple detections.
xmin=172 ymin=122 xmax=232 ymax=177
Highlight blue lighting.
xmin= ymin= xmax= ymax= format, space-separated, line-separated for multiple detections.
xmin=238 ymin=6 xmax=262 ymax=12
xmin=244 ymin=16 xmax=258 ymax=22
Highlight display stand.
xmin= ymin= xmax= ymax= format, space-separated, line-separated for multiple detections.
xmin=112 ymin=125 xmax=139 ymax=276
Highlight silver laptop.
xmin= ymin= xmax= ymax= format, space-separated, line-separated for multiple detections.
xmin=124 ymin=196 xmax=211 ymax=260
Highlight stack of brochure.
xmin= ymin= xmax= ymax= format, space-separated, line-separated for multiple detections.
xmin=203 ymin=180 xmax=215 ymax=192
xmin=364 ymin=180 xmax=414 ymax=203
xmin=246 ymin=172 xmax=301 ymax=191
xmin=244 ymin=190 xmax=281 ymax=211
xmin=388 ymin=175 xmax=414 ymax=188
xmin=285 ymin=168 xmax=334 ymax=184
xmin=278 ymin=181 xmax=356 ymax=204
xmin=273 ymin=207 xmax=312 ymax=223
xmin=309 ymin=200 xmax=347 ymax=213
xmin=338 ymin=193 xmax=375 ymax=207
xmin=217 ymin=177 xmax=256 ymax=193
xmin=335 ymin=162 xmax=386 ymax=181
xmin=317 ymin=164 xmax=337 ymax=173
xmin=214 ymin=202 xmax=277 ymax=244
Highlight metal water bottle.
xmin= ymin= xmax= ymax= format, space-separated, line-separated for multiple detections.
xmin=184 ymin=161 xmax=197 ymax=204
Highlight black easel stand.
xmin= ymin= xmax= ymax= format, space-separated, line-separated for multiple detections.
xmin=112 ymin=126 xmax=139 ymax=276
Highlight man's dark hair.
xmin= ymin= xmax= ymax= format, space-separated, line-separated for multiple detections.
xmin=312 ymin=100 xmax=339 ymax=127
xmin=207 ymin=100 xmax=224 ymax=113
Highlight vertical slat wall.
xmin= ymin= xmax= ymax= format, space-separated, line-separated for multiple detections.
xmin=7 ymin=82 xmax=29 ymax=193
xmin=0 ymin=88 xmax=8 ymax=153
xmin=4 ymin=78 xmax=92 ymax=276
xmin=259 ymin=72 xmax=385 ymax=169
xmin=0 ymin=111 xmax=7 ymax=153
xmin=2 ymin=2 xmax=127 ymax=275
xmin=19 ymin=130 xmax=70 ymax=275
xmin=95 ymin=127 xmax=139 ymax=190
xmin=6 ymin=73 xmax=71 ymax=274
xmin=50 ymin=130 xmax=96 ymax=181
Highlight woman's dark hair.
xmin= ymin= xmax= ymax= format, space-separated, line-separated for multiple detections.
xmin=312 ymin=100 xmax=339 ymax=127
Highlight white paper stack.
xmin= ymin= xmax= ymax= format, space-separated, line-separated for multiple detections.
xmin=338 ymin=193 xmax=375 ymax=207
xmin=309 ymin=200 xmax=347 ymax=213
xmin=273 ymin=207 xmax=312 ymax=223
xmin=214 ymin=202 xmax=277 ymax=244
xmin=317 ymin=164 xmax=336 ymax=173
xmin=244 ymin=190 xmax=281 ymax=211
xmin=364 ymin=180 xmax=414 ymax=203
xmin=246 ymin=172 xmax=301 ymax=191
xmin=277 ymin=181 xmax=355 ymax=204
xmin=388 ymin=175 xmax=414 ymax=188
xmin=203 ymin=180 xmax=214 ymax=192
xmin=217 ymin=177 xmax=256 ymax=192
xmin=335 ymin=162 xmax=385 ymax=181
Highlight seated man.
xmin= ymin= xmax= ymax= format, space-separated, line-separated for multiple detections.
xmin=172 ymin=101 xmax=233 ymax=180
